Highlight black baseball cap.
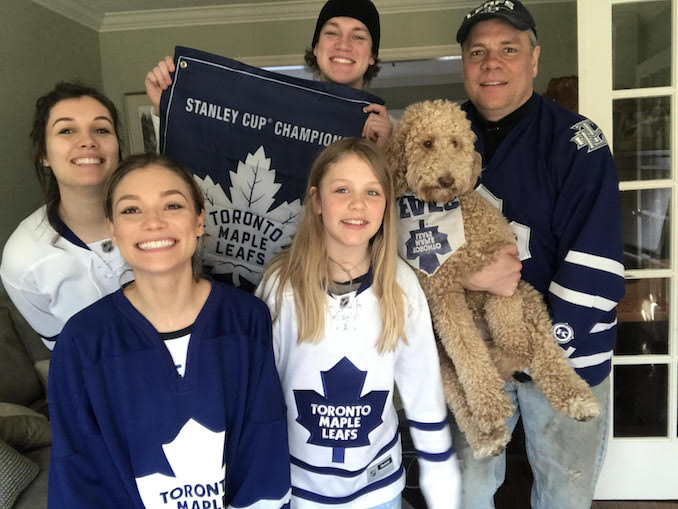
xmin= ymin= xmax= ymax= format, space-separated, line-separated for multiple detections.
xmin=456 ymin=0 xmax=537 ymax=44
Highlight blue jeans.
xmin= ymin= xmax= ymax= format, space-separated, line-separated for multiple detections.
xmin=369 ymin=495 xmax=402 ymax=509
xmin=449 ymin=376 xmax=610 ymax=509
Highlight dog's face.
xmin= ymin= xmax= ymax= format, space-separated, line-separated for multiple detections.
xmin=388 ymin=100 xmax=482 ymax=203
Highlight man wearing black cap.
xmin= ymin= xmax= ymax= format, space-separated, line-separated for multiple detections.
xmin=145 ymin=0 xmax=392 ymax=148
xmin=455 ymin=1 xmax=625 ymax=508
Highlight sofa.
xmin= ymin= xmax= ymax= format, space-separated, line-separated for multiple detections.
xmin=0 ymin=286 xmax=51 ymax=509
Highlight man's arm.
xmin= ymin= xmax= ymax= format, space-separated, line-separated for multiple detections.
xmin=462 ymin=243 xmax=522 ymax=297
xmin=547 ymin=128 xmax=625 ymax=385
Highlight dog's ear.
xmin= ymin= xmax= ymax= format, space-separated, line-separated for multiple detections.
xmin=385 ymin=124 xmax=409 ymax=197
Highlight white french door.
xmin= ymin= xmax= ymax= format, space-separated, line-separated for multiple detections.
xmin=578 ymin=0 xmax=678 ymax=499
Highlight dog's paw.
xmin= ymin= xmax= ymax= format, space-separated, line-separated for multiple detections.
xmin=472 ymin=427 xmax=512 ymax=459
xmin=472 ymin=394 xmax=515 ymax=434
xmin=566 ymin=396 xmax=601 ymax=421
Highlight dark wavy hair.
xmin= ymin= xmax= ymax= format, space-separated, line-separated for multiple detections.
xmin=104 ymin=153 xmax=205 ymax=282
xmin=304 ymin=48 xmax=381 ymax=86
xmin=30 ymin=82 xmax=123 ymax=236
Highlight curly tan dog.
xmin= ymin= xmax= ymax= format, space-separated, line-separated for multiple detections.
xmin=386 ymin=99 xmax=600 ymax=458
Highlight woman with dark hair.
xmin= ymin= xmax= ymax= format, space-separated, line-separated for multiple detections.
xmin=0 ymin=82 xmax=131 ymax=350
xmin=144 ymin=0 xmax=393 ymax=148
xmin=48 ymin=153 xmax=291 ymax=508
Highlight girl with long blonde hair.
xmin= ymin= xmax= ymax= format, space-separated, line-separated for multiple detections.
xmin=257 ymin=137 xmax=460 ymax=509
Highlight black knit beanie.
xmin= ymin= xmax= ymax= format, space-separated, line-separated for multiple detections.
xmin=311 ymin=0 xmax=381 ymax=55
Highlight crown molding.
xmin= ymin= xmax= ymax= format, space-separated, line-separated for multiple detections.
xmin=32 ymin=0 xmax=103 ymax=31
xmin=102 ymin=1 xmax=322 ymax=32
xmin=32 ymin=0 xmax=575 ymax=33
xmin=99 ymin=0 xmax=460 ymax=32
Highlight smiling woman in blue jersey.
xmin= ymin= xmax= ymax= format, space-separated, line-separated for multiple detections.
xmin=47 ymin=153 xmax=291 ymax=509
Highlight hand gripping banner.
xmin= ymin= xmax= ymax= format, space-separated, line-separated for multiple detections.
xmin=159 ymin=46 xmax=383 ymax=291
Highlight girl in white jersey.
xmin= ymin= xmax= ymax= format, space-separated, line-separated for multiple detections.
xmin=0 ymin=82 xmax=131 ymax=350
xmin=256 ymin=137 xmax=460 ymax=509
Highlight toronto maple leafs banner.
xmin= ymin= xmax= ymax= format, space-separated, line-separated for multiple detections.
xmin=159 ymin=46 xmax=384 ymax=291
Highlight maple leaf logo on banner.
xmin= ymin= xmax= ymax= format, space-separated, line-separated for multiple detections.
xmin=294 ymin=357 xmax=389 ymax=464
xmin=135 ymin=418 xmax=226 ymax=509
xmin=196 ymin=146 xmax=302 ymax=290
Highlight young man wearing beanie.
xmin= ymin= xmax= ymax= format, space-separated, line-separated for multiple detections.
xmin=144 ymin=0 xmax=392 ymax=148
xmin=305 ymin=0 xmax=392 ymax=147
xmin=455 ymin=1 xmax=625 ymax=508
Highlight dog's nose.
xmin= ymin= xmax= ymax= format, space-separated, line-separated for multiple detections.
xmin=438 ymin=175 xmax=455 ymax=188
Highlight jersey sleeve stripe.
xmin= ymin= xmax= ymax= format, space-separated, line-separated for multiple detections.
xmin=416 ymin=447 xmax=454 ymax=462
xmin=564 ymin=251 xmax=625 ymax=277
xmin=549 ymin=282 xmax=617 ymax=311
xmin=407 ymin=419 xmax=448 ymax=431
xmin=567 ymin=350 xmax=613 ymax=369
xmin=589 ymin=319 xmax=617 ymax=334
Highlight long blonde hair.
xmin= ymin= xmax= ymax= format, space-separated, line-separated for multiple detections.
xmin=262 ymin=137 xmax=405 ymax=353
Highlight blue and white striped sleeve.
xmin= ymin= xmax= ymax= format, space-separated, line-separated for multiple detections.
xmin=548 ymin=132 xmax=626 ymax=386
xmin=394 ymin=266 xmax=460 ymax=509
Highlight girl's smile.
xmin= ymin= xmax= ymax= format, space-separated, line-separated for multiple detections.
xmin=136 ymin=239 xmax=176 ymax=250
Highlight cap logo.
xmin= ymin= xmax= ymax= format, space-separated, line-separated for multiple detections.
xmin=466 ymin=0 xmax=516 ymax=19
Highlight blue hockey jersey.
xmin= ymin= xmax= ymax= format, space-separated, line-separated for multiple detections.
xmin=48 ymin=282 xmax=291 ymax=508
xmin=463 ymin=93 xmax=626 ymax=386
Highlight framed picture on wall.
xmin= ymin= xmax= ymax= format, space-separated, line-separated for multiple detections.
xmin=124 ymin=92 xmax=157 ymax=154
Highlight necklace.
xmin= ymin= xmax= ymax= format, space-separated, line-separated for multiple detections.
xmin=328 ymin=253 xmax=370 ymax=284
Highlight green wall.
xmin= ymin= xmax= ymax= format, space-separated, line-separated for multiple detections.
xmin=99 ymin=2 xmax=577 ymax=134
xmin=532 ymin=2 xmax=578 ymax=95
xmin=0 ymin=0 xmax=577 ymax=252
xmin=97 ymin=8 xmax=462 ymax=110
xmin=0 ymin=2 xmax=103 ymax=251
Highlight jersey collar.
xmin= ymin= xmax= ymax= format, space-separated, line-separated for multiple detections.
xmin=55 ymin=215 xmax=90 ymax=251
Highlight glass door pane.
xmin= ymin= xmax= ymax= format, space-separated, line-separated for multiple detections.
xmin=620 ymin=188 xmax=671 ymax=269
xmin=613 ymin=96 xmax=671 ymax=181
xmin=616 ymin=278 xmax=669 ymax=355
xmin=614 ymin=364 xmax=668 ymax=437
xmin=612 ymin=0 xmax=672 ymax=90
